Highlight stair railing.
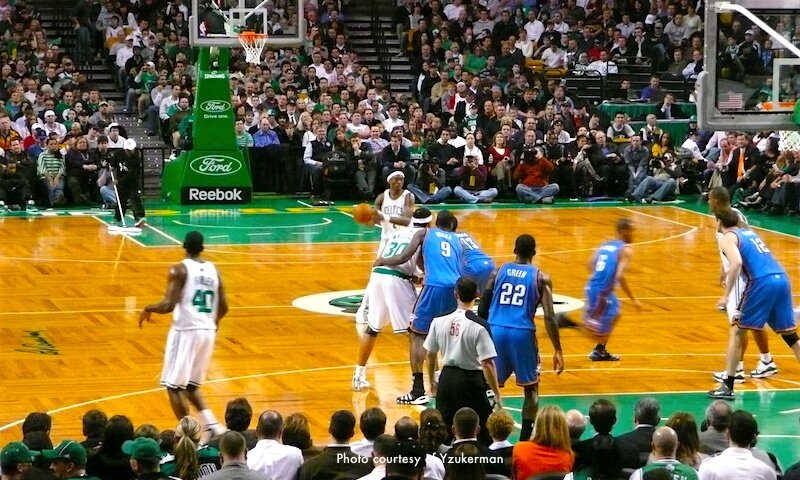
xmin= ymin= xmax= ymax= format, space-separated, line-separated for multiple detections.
xmin=370 ymin=0 xmax=391 ymax=85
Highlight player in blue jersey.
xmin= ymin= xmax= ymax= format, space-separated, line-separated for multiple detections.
xmin=452 ymin=218 xmax=495 ymax=293
xmin=709 ymin=208 xmax=800 ymax=400
xmin=478 ymin=234 xmax=564 ymax=442
xmin=583 ymin=219 xmax=641 ymax=361
xmin=376 ymin=210 xmax=464 ymax=405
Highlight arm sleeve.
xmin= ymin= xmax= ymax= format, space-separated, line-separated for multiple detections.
xmin=423 ymin=321 xmax=439 ymax=353
xmin=476 ymin=328 xmax=497 ymax=361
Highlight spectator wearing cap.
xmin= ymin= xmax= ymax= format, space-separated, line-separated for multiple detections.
xmin=94 ymin=135 xmax=118 ymax=208
xmin=122 ymin=437 xmax=175 ymax=480
xmin=106 ymin=123 xmax=127 ymax=149
xmin=40 ymin=110 xmax=67 ymax=142
xmin=26 ymin=128 xmax=48 ymax=160
xmin=205 ymin=432 xmax=268 ymax=480
xmin=37 ymin=136 xmax=66 ymax=207
xmin=126 ymin=61 xmax=157 ymax=116
xmin=110 ymin=139 xmax=145 ymax=226
xmin=1 ymin=441 xmax=38 ymax=480
xmin=42 ymin=441 xmax=100 ymax=480
xmin=90 ymin=101 xmax=117 ymax=128
xmin=142 ymin=75 xmax=171 ymax=137
xmin=115 ymin=36 xmax=136 ymax=88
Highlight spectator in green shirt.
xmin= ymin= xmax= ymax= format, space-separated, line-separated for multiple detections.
xmin=629 ymin=426 xmax=698 ymax=480
xmin=235 ymin=118 xmax=254 ymax=149
xmin=36 ymin=136 xmax=66 ymax=206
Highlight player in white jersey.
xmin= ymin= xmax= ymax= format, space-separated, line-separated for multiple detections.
xmin=355 ymin=171 xmax=414 ymax=324
xmin=708 ymin=187 xmax=778 ymax=383
xmin=140 ymin=231 xmax=229 ymax=438
xmin=353 ymin=207 xmax=432 ymax=391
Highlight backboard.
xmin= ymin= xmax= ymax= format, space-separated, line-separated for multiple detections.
xmin=189 ymin=0 xmax=305 ymax=48
xmin=697 ymin=0 xmax=800 ymax=131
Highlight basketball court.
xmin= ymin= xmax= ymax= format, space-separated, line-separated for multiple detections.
xmin=2 ymin=200 xmax=800 ymax=467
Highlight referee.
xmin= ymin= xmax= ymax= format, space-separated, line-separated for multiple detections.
xmin=424 ymin=276 xmax=502 ymax=446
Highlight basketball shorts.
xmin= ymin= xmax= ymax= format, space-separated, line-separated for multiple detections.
xmin=583 ymin=288 xmax=620 ymax=335
xmin=409 ymin=285 xmax=458 ymax=334
xmin=160 ymin=328 xmax=216 ymax=389
xmin=726 ymin=275 xmax=747 ymax=324
xmin=737 ymin=273 xmax=796 ymax=332
xmin=464 ymin=259 xmax=496 ymax=293
xmin=490 ymin=325 xmax=540 ymax=386
xmin=365 ymin=269 xmax=418 ymax=333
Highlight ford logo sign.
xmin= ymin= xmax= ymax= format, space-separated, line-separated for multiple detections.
xmin=200 ymin=100 xmax=231 ymax=113
xmin=189 ymin=155 xmax=243 ymax=176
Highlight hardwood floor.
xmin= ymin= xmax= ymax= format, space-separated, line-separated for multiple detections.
xmin=1 ymin=205 xmax=798 ymax=446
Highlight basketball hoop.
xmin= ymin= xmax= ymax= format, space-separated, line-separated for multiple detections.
xmin=238 ymin=31 xmax=269 ymax=65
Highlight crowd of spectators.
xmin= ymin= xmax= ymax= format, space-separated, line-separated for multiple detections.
xmin=0 ymin=0 xmax=796 ymax=213
xmin=3 ymin=396 xmax=797 ymax=480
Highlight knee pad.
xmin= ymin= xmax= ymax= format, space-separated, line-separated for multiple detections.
xmin=186 ymin=384 xmax=198 ymax=393
xmin=365 ymin=326 xmax=380 ymax=337
xmin=782 ymin=331 xmax=799 ymax=347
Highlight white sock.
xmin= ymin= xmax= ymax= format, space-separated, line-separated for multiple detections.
xmin=199 ymin=409 xmax=219 ymax=428
xmin=355 ymin=365 xmax=366 ymax=377
xmin=737 ymin=361 xmax=744 ymax=371
xmin=760 ymin=353 xmax=772 ymax=363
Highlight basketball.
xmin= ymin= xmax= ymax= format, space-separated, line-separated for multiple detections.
xmin=353 ymin=203 xmax=374 ymax=225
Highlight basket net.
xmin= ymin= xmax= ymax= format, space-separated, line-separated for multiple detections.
xmin=238 ymin=31 xmax=269 ymax=65
xmin=779 ymin=130 xmax=800 ymax=153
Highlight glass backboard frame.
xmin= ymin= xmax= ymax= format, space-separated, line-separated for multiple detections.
xmin=698 ymin=0 xmax=800 ymax=131
xmin=189 ymin=0 xmax=306 ymax=48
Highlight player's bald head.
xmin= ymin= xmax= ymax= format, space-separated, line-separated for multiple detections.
xmin=651 ymin=426 xmax=678 ymax=456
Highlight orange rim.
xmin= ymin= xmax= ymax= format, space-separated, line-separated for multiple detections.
xmin=238 ymin=31 xmax=268 ymax=40
xmin=762 ymin=101 xmax=796 ymax=111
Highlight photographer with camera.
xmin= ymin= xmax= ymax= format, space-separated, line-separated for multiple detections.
xmin=628 ymin=151 xmax=683 ymax=203
xmin=514 ymin=131 xmax=560 ymax=204
xmin=545 ymin=129 xmax=576 ymax=199
xmin=407 ymin=159 xmax=453 ymax=204
xmin=454 ymin=154 xmax=497 ymax=204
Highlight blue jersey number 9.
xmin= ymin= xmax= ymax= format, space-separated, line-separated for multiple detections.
xmin=498 ymin=283 xmax=526 ymax=306
xmin=441 ymin=241 xmax=451 ymax=257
